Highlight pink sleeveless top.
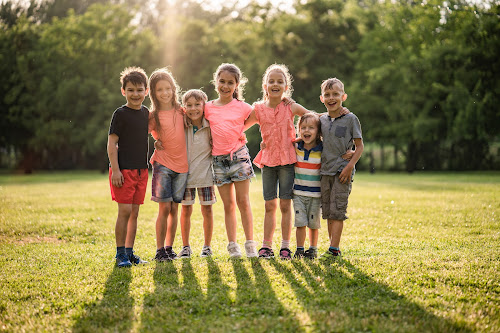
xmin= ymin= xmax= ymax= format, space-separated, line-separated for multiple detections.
xmin=253 ymin=101 xmax=297 ymax=168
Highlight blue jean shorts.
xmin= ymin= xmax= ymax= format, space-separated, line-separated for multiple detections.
xmin=212 ymin=145 xmax=255 ymax=186
xmin=261 ymin=164 xmax=294 ymax=201
xmin=151 ymin=162 xmax=188 ymax=203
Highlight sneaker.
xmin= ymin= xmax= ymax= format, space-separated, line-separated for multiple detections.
xmin=319 ymin=249 xmax=342 ymax=261
xmin=178 ymin=246 xmax=192 ymax=259
xmin=244 ymin=240 xmax=258 ymax=258
xmin=165 ymin=247 xmax=178 ymax=260
xmin=154 ymin=248 xmax=171 ymax=262
xmin=129 ymin=252 xmax=148 ymax=265
xmin=293 ymin=248 xmax=305 ymax=259
xmin=258 ymin=247 xmax=274 ymax=259
xmin=304 ymin=248 xmax=317 ymax=260
xmin=200 ymin=246 xmax=213 ymax=257
xmin=116 ymin=253 xmax=132 ymax=268
xmin=227 ymin=242 xmax=242 ymax=258
xmin=279 ymin=248 xmax=292 ymax=260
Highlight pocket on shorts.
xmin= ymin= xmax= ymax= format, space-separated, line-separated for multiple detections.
xmin=335 ymin=126 xmax=347 ymax=138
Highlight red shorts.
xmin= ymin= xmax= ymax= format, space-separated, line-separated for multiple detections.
xmin=109 ymin=168 xmax=148 ymax=204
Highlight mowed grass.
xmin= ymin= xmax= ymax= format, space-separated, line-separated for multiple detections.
xmin=0 ymin=171 xmax=498 ymax=332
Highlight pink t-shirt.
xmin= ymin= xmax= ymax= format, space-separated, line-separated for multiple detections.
xmin=204 ymin=99 xmax=252 ymax=156
xmin=253 ymin=101 xmax=297 ymax=168
xmin=149 ymin=108 xmax=188 ymax=173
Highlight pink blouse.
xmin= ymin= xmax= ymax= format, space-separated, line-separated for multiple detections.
xmin=253 ymin=101 xmax=297 ymax=168
xmin=204 ymin=99 xmax=252 ymax=156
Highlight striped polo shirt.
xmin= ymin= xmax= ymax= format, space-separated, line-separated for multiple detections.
xmin=293 ymin=141 xmax=323 ymax=198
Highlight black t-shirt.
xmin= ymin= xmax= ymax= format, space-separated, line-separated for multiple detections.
xmin=108 ymin=105 xmax=149 ymax=169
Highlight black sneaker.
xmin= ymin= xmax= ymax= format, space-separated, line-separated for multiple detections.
xmin=258 ymin=247 xmax=274 ymax=259
xmin=304 ymin=248 xmax=317 ymax=259
xmin=154 ymin=248 xmax=171 ymax=262
xmin=116 ymin=253 xmax=132 ymax=267
xmin=293 ymin=248 xmax=305 ymax=259
xmin=129 ymin=252 xmax=148 ymax=265
xmin=165 ymin=247 xmax=178 ymax=260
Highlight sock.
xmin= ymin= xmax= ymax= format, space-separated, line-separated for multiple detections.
xmin=262 ymin=240 xmax=272 ymax=249
xmin=329 ymin=246 xmax=340 ymax=253
xmin=116 ymin=246 xmax=126 ymax=257
xmin=281 ymin=240 xmax=290 ymax=249
xmin=125 ymin=247 xmax=133 ymax=256
xmin=296 ymin=246 xmax=305 ymax=251
xmin=309 ymin=246 xmax=317 ymax=251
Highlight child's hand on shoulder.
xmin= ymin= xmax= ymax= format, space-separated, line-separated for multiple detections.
xmin=281 ymin=96 xmax=295 ymax=106
xmin=340 ymin=107 xmax=350 ymax=116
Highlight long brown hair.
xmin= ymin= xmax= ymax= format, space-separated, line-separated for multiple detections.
xmin=148 ymin=68 xmax=182 ymax=135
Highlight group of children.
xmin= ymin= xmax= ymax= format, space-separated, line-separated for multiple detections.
xmin=107 ymin=63 xmax=363 ymax=268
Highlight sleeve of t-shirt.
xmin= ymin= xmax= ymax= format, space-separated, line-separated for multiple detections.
xmin=108 ymin=110 xmax=121 ymax=137
xmin=242 ymin=101 xmax=253 ymax=119
xmin=351 ymin=114 xmax=362 ymax=139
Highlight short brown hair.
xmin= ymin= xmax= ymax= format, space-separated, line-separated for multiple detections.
xmin=120 ymin=66 xmax=148 ymax=90
xmin=297 ymin=112 xmax=322 ymax=144
xmin=182 ymin=89 xmax=208 ymax=105
xmin=321 ymin=77 xmax=344 ymax=94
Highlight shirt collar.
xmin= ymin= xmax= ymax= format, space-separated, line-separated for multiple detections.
xmin=298 ymin=140 xmax=323 ymax=152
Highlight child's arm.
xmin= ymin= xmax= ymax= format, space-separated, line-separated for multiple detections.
xmin=244 ymin=109 xmax=258 ymax=132
xmin=107 ymin=134 xmax=124 ymax=187
xmin=291 ymin=103 xmax=311 ymax=117
xmin=339 ymin=138 xmax=364 ymax=184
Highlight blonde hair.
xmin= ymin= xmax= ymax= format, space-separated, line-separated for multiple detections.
xmin=261 ymin=64 xmax=293 ymax=101
xmin=297 ymin=112 xmax=321 ymax=144
xmin=321 ymin=77 xmax=345 ymax=94
xmin=148 ymin=68 xmax=182 ymax=135
xmin=212 ymin=63 xmax=248 ymax=101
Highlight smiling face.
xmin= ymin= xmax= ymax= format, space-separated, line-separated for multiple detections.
xmin=184 ymin=96 xmax=204 ymax=126
xmin=264 ymin=70 xmax=287 ymax=100
xmin=299 ymin=116 xmax=320 ymax=149
xmin=216 ymin=70 xmax=238 ymax=101
xmin=121 ymin=82 xmax=147 ymax=110
xmin=154 ymin=79 xmax=174 ymax=110
xmin=320 ymin=83 xmax=347 ymax=115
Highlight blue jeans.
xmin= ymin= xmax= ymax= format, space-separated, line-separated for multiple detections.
xmin=151 ymin=162 xmax=188 ymax=203
xmin=261 ymin=164 xmax=294 ymax=201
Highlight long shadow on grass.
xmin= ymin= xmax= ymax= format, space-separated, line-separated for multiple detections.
xmin=231 ymin=259 xmax=304 ymax=332
xmin=270 ymin=259 xmax=471 ymax=332
xmin=73 ymin=266 xmax=134 ymax=332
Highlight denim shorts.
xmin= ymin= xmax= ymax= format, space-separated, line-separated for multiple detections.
xmin=261 ymin=164 xmax=294 ymax=201
xmin=321 ymin=174 xmax=352 ymax=221
xmin=293 ymin=195 xmax=321 ymax=229
xmin=151 ymin=162 xmax=188 ymax=203
xmin=212 ymin=145 xmax=255 ymax=186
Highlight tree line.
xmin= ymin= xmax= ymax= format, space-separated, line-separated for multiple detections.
xmin=1 ymin=0 xmax=499 ymax=173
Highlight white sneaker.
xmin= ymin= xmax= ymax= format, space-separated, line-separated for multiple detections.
xmin=244 ymin=240 xmax=258 ymax=258
xmin=178 ymin=246 xmax=192 ymax=259
xmin=200 ymin=246 xmax=213 ymax=257
xmin=227 ymin=242 xmax=242 ymax=258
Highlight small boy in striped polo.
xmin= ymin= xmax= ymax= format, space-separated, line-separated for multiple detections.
xmin=293 ymin=113 xmax=323 ymax=259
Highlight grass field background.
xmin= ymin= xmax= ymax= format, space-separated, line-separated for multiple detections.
xmin=0 ymin=171 xmax=498 ymax=332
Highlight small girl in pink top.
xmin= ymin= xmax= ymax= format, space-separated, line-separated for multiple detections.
xmin=245 ymin=64 xmax=312 ymax=260
xmin=148 ymin=68 xmax=189 ymax=262
xmin=204 ymin=63 xmax=258 ymax=258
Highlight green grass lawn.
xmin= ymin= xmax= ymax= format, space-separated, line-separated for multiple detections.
xmin=0 ymin=171 xmax=499 ymax=332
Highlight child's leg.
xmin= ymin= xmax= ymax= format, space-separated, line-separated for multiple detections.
xmin=116 ymin=203 xmax=132 ymax=247
xmin=327 ymin=219 xmax=344 ymax=248
xmin=217 ymin=183 xmax=237 ymax=242
xmin=279 ymin=198 xmax=292 ymax=246
xmin=155 ymin=202 xmax=172 ymax=249
xmin=201 ymin=204 xmax=213 ymax=247
xmin=278 ymin=164 xmax=294 ymax=246
xmin=234 ymin=179 xmax=254 ymax=240
xmin=125 ymin=204 xmax=140 ymax=248
xmin=309 ymin=228 xmax=319 ymax=248
xmin=165 ymin=202 xmax=179 ymax=247
xmin=180 ymin=204 xmax=193 ymax=247
xmin=263 ymin=199 xmax=277 ymax=247
xmin=296 ymin=226 xmax=307 ymax=248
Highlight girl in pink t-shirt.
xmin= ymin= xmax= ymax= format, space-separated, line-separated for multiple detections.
xmin=148 ymin=68 xmax=188 ymax=262
xmin=244 ymin=64 xmax=312 ymax=260
xmin=204 ymin=63 xmax=257 ymax=258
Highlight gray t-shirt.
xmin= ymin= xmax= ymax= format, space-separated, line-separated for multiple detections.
xmin=319 ymin=112 xmax=362 ymax=176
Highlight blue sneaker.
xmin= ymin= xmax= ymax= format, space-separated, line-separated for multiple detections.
xmin=116 ymin=253 xmax=132 ymax=267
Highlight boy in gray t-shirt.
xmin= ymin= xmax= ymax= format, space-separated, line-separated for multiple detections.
xmin=318 ymin=78 xmax=364 ymax=261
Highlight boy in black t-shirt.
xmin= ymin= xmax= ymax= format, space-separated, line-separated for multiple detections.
xmin=107 ymin=67 xmax=149 ymax=267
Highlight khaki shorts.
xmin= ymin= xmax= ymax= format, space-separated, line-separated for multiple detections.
xmin=321 ymin=174 xmax=352 ymax=221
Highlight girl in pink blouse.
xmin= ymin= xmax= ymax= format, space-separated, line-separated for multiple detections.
xmin=204 ymin=63 xmax=258 ymax=259
xmin=244 ymin=64 xmax=312 ymax=260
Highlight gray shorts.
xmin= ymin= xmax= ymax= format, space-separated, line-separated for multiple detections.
xmin=320 ymin=174 xmax=352 ymax=221
xmin=293 ymin=195 xmax=321 ymax=229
